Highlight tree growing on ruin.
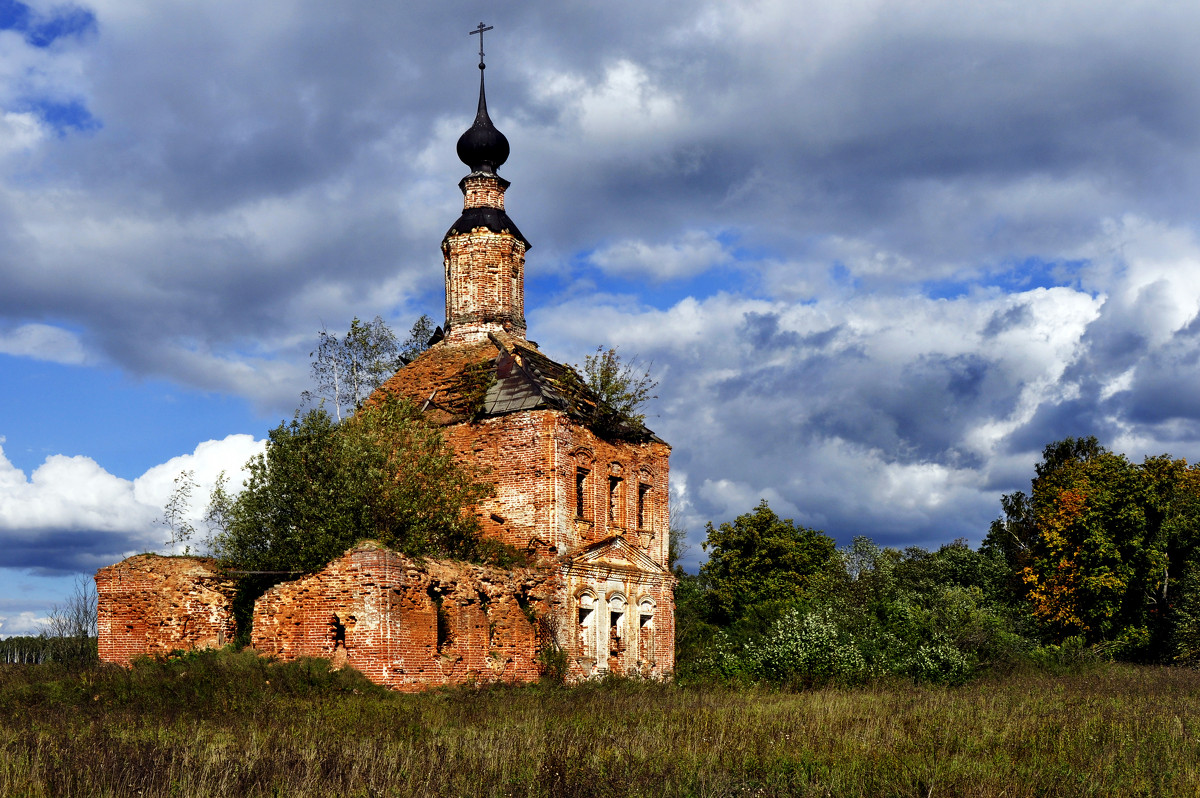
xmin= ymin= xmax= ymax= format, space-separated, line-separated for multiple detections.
xmin=579 ymin=346 xmax=657 ymax=428
xmin=159 ymin=470 xmax=197 ymax=555
xmin=209 ymin=392 xmax=492 ymax=575
xmin=304 ymin=316 xmax=401 ymax=421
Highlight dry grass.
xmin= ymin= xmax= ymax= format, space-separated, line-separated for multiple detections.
xmin=1 ymin=651 xmax=1198 ymax=797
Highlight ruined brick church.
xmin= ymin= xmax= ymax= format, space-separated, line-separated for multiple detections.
xmin=95 ymin=45 xmax=675 ymax=689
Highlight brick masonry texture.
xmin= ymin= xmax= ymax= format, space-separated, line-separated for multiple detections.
xmin=462 ymin=175 xmax=505 ymax=210
xmin=443 ymin=229 xmax=527 ymax=343
xmin=95 ymin=555 xmax=236 ymax=665
xmin=252 ymin=542 xmax=556 ymax=690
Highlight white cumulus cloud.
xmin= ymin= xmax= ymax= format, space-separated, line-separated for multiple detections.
xmin=0 ymin=434 xmax=263 ymax=572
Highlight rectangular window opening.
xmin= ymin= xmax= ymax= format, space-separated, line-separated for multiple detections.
xmin=609 ymin=476 xmax=622 ymax=524
xmin=576 ymin=467 xmax=589 ymax=519
xmin=638 ymin=484 xmax=650 ymax=530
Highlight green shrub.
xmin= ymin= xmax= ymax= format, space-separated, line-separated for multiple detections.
xmin=745 ymin=609 xmax=868 ymax=686
xmin=904 ymin=642 xmax=974 ymax=685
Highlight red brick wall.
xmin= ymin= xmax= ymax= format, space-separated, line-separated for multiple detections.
xmin=441 ymin=410 xmax=671 ymax=563
xmin=95 ymin=555 xmax=236 ymax=665
xmin=445 ymin=410 xmax=559 ymax=556
xmin=549 ymin=419 xmax=672 ymax=565
xmin=443 ymin=229 xmax=527 ymax=343
xmin=441 ymin=411 xmax=675 ymax=679
xmin=443 ymin=171 xmax=526 ymax=343
xmin=462 ymin=174 xmax=505 ymax=209
xmin=251 ymin=542 xmax=561 ymax=691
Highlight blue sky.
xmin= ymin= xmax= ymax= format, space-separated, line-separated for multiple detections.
xmin=6 ymin=0 xmax=1200 ymax=634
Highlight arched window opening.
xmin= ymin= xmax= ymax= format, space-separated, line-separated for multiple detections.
xmin=578 ymin=593 xmax=596 ymax=657
xmin=639 ymin=599 xmax=655 ymax=630
xmin=608 ymin=595 xmax=627 ymax=658
xmin=639 ymin=598 xmax=655 ymax=664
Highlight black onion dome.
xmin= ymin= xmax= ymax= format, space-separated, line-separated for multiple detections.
xmin=456 ymin=69 xmax=509 ymax=173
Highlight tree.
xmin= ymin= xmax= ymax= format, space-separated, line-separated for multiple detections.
xmin=667 ymin=493 xmax=689 ymax=572
xmin=399 ymin=314 xmax=436 ymax=363
xmin=986 ymin=436 xmax=1200 ymax=657
xmin=304 ymin=316 xmax=401 ymax=421
xmin=210 ymin=392 xmax=492 ymax=575
xmin=578 ymin=346 xmax=657 ymax=428
xmin=1018 ymin=438 xmax=1151 ymax=643
xmin=981 ymin=490 xmax=1037 ymax=609
xmin=698 ymin=500 xmax=837 ymax=625
xmin=40 ymin=574 xmax=98 ymax=665
xmin=202 ymin=470 xmax=232 ymax=554
xmin=678 ymin=523 xmax=1032 ymax=686
xmin=159 ymin=470 xmax=197 ymax=555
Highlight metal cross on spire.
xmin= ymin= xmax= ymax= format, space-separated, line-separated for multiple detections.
xmin=469 ymin=22 xmax=493 ymax=68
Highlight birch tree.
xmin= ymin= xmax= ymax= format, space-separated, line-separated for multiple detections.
xmin=304 ymin=316 xmax=401 ymax=421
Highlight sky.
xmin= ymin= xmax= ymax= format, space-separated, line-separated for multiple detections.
xmin=4 ymin=0 xmax=1200 ymax=635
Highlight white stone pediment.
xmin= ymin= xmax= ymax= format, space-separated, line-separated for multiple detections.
xmin=569 ymin=536 xmax=666 ymax=574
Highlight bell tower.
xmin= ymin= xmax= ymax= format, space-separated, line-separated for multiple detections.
xmin=442 ymin=23 xmax=530 ymax=344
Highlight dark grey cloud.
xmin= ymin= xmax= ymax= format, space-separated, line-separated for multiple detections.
xmin=983 ymin=303 xmax=1032 ymax=338
xmin=8 ymin=0 xmax=1200 ymax=389
xmin=7 ymin=0 xmax=1200 ymax=578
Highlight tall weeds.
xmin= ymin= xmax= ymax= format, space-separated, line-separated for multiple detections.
xmin=1 ymin=650 xmax=1198 ymax=796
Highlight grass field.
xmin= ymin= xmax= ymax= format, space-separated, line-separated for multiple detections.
xmin=2 ymin=651 xmax=1198 ymax=797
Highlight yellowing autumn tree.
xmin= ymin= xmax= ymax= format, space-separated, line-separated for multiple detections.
xmin=987 ymin=436 xmax=1200 ymax=659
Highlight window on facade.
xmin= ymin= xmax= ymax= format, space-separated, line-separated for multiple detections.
xmin=638 ymin=600 xmax=654 ymax=663
xmin=609 ymin=476 xmax=622 ymax=525
xmin=578 ymin=594 xmax=596 ymax=657
xmin=576 ymin=467 xmax=589 ymax=519
xmin=639 ymin=599 xmax=654 ymax=630
xmin=429 ymin=587 xmax=452 ymax=654
xmin=609 ymin=596 xmax=626 ymax=656
xmin=637 ymin=484 xmax=651 ymax=530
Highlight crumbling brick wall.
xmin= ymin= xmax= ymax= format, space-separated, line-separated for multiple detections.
xmin=95 ymin=555 xmax=236 ymax=665
xmin=444 ymin=409 xmax=561 ymax=556
xmin=377 ymin=337 xmax=671 ymax=561
xmin=251 ymin=541 xmax=559 ymax=691
xmin=443 ymin=409 xmax=675 ymax=681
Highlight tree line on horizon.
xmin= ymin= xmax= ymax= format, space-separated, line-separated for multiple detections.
xmin=674 ymin=435 xmax=1200 ymax=685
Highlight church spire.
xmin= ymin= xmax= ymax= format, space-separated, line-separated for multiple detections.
xmin=442 ymin=24 xmax=529 ymax=345
xmin=457 ymin=24 xmax=509 ymax=174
